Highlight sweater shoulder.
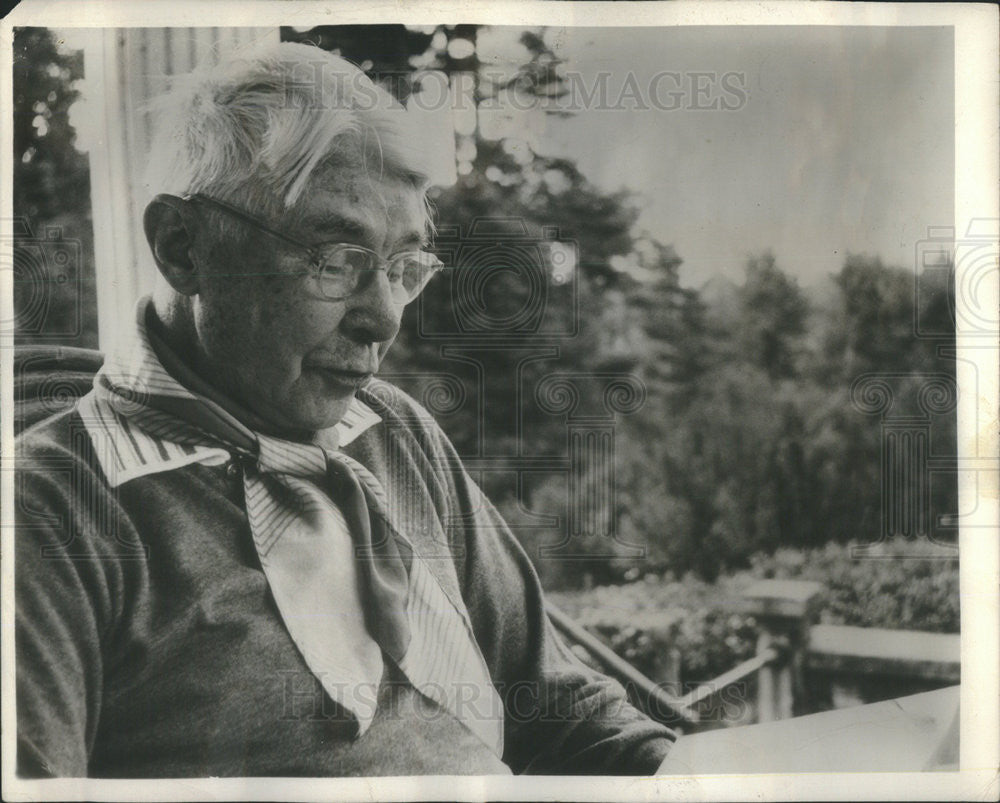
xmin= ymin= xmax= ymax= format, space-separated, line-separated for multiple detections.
xmin=16 ymin=407 xmax=99 ymax=468
xmin=352 ymin=379 xmax=462 ymax=501
xmin=359 ymin=379 xmax=449 ymax=442
xmin=15 ymin=408 xmax=113 ymax=524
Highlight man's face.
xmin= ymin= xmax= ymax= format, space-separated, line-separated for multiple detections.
xmin=190 ymin=158 xmax=427 ymax=435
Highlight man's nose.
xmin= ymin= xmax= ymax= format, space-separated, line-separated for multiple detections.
xmin=339 ymin=269 xmax=402 ymax=344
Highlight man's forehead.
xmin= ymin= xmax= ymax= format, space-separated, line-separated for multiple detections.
xmin=293 ymin=164 xmax=428 ymax=243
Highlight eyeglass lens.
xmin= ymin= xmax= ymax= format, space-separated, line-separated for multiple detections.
xmin=315 ymin=248 xmax=437 ymax=302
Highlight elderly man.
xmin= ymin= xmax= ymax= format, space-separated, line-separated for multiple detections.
xmin=16 ymin=42 xmax=675 ymax=777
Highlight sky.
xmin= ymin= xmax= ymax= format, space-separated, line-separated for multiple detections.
xmin=476 ymin=26 xmax=955 ymax=287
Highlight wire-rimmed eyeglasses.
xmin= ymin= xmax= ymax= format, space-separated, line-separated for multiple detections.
xmin=180 ymin=193 xmax=443 ymax=306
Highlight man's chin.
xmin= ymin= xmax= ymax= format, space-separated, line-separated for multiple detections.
xmin=247 ymin=394 xmax=354 ymax=440
xmin=301 ymin=396 xmax=358 ymax=432
xmin=265 ymin=373 xmax=372 ymax=435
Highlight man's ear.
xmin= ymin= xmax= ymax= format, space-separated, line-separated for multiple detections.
xmin=143 ymin=195 xmax=202 ymax=296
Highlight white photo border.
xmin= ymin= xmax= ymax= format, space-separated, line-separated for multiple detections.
xmin=1 ymin=2 xmax=996 ymax=801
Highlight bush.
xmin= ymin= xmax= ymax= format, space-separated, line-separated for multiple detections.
xmin=547 ymin=540 xmax=959 ymax=687
xmin=748 ymin=539 xmax=960 ymax=633
xmin=548 ymin=572 xmax=757 ymax=684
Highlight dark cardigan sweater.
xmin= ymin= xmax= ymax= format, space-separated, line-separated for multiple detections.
xmin=15 ymin=379 xmax=675 ymax=777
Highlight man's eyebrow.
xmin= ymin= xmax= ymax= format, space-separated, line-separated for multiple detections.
xmin=299 ymin=214 xmax=372 ymax=243
xmin=396 ymin=231 xmax=430 ymax=250
xmin=298 ymin=216 xmax=428 ymax=250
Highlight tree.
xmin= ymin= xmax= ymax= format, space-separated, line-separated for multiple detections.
xmin=823 ymin=254 xmax=918 ymax=378
xmin=13 ymin=28 xmax=89 ymax=220
xmin=737 ymin=252 xmax=809 ymax=380
xmin=13 ymin=27 xmax=97 ymax=347
xmin=813 ymin=254 xmax=958 ymax=548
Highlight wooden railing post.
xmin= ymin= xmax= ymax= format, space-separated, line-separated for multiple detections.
xmin=742 ymin=580 xmax=824 ymax=722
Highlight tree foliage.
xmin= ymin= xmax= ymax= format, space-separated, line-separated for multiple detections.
xmin=13 ymin=27 xmax=98 ymax=347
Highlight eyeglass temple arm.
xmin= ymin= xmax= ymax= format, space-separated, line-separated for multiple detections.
xmin=181 ymin=193 xmax=314 ymax=255
xmin=179 ymin=193 xmax=446 ymax=268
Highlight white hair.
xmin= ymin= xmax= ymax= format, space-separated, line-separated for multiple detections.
xmin=143 ymin=42 xmax=433 ymax=220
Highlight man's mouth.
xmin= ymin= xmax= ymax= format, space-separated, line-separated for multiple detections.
xmin=308 ymin=366 xmax=374 ymax=388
